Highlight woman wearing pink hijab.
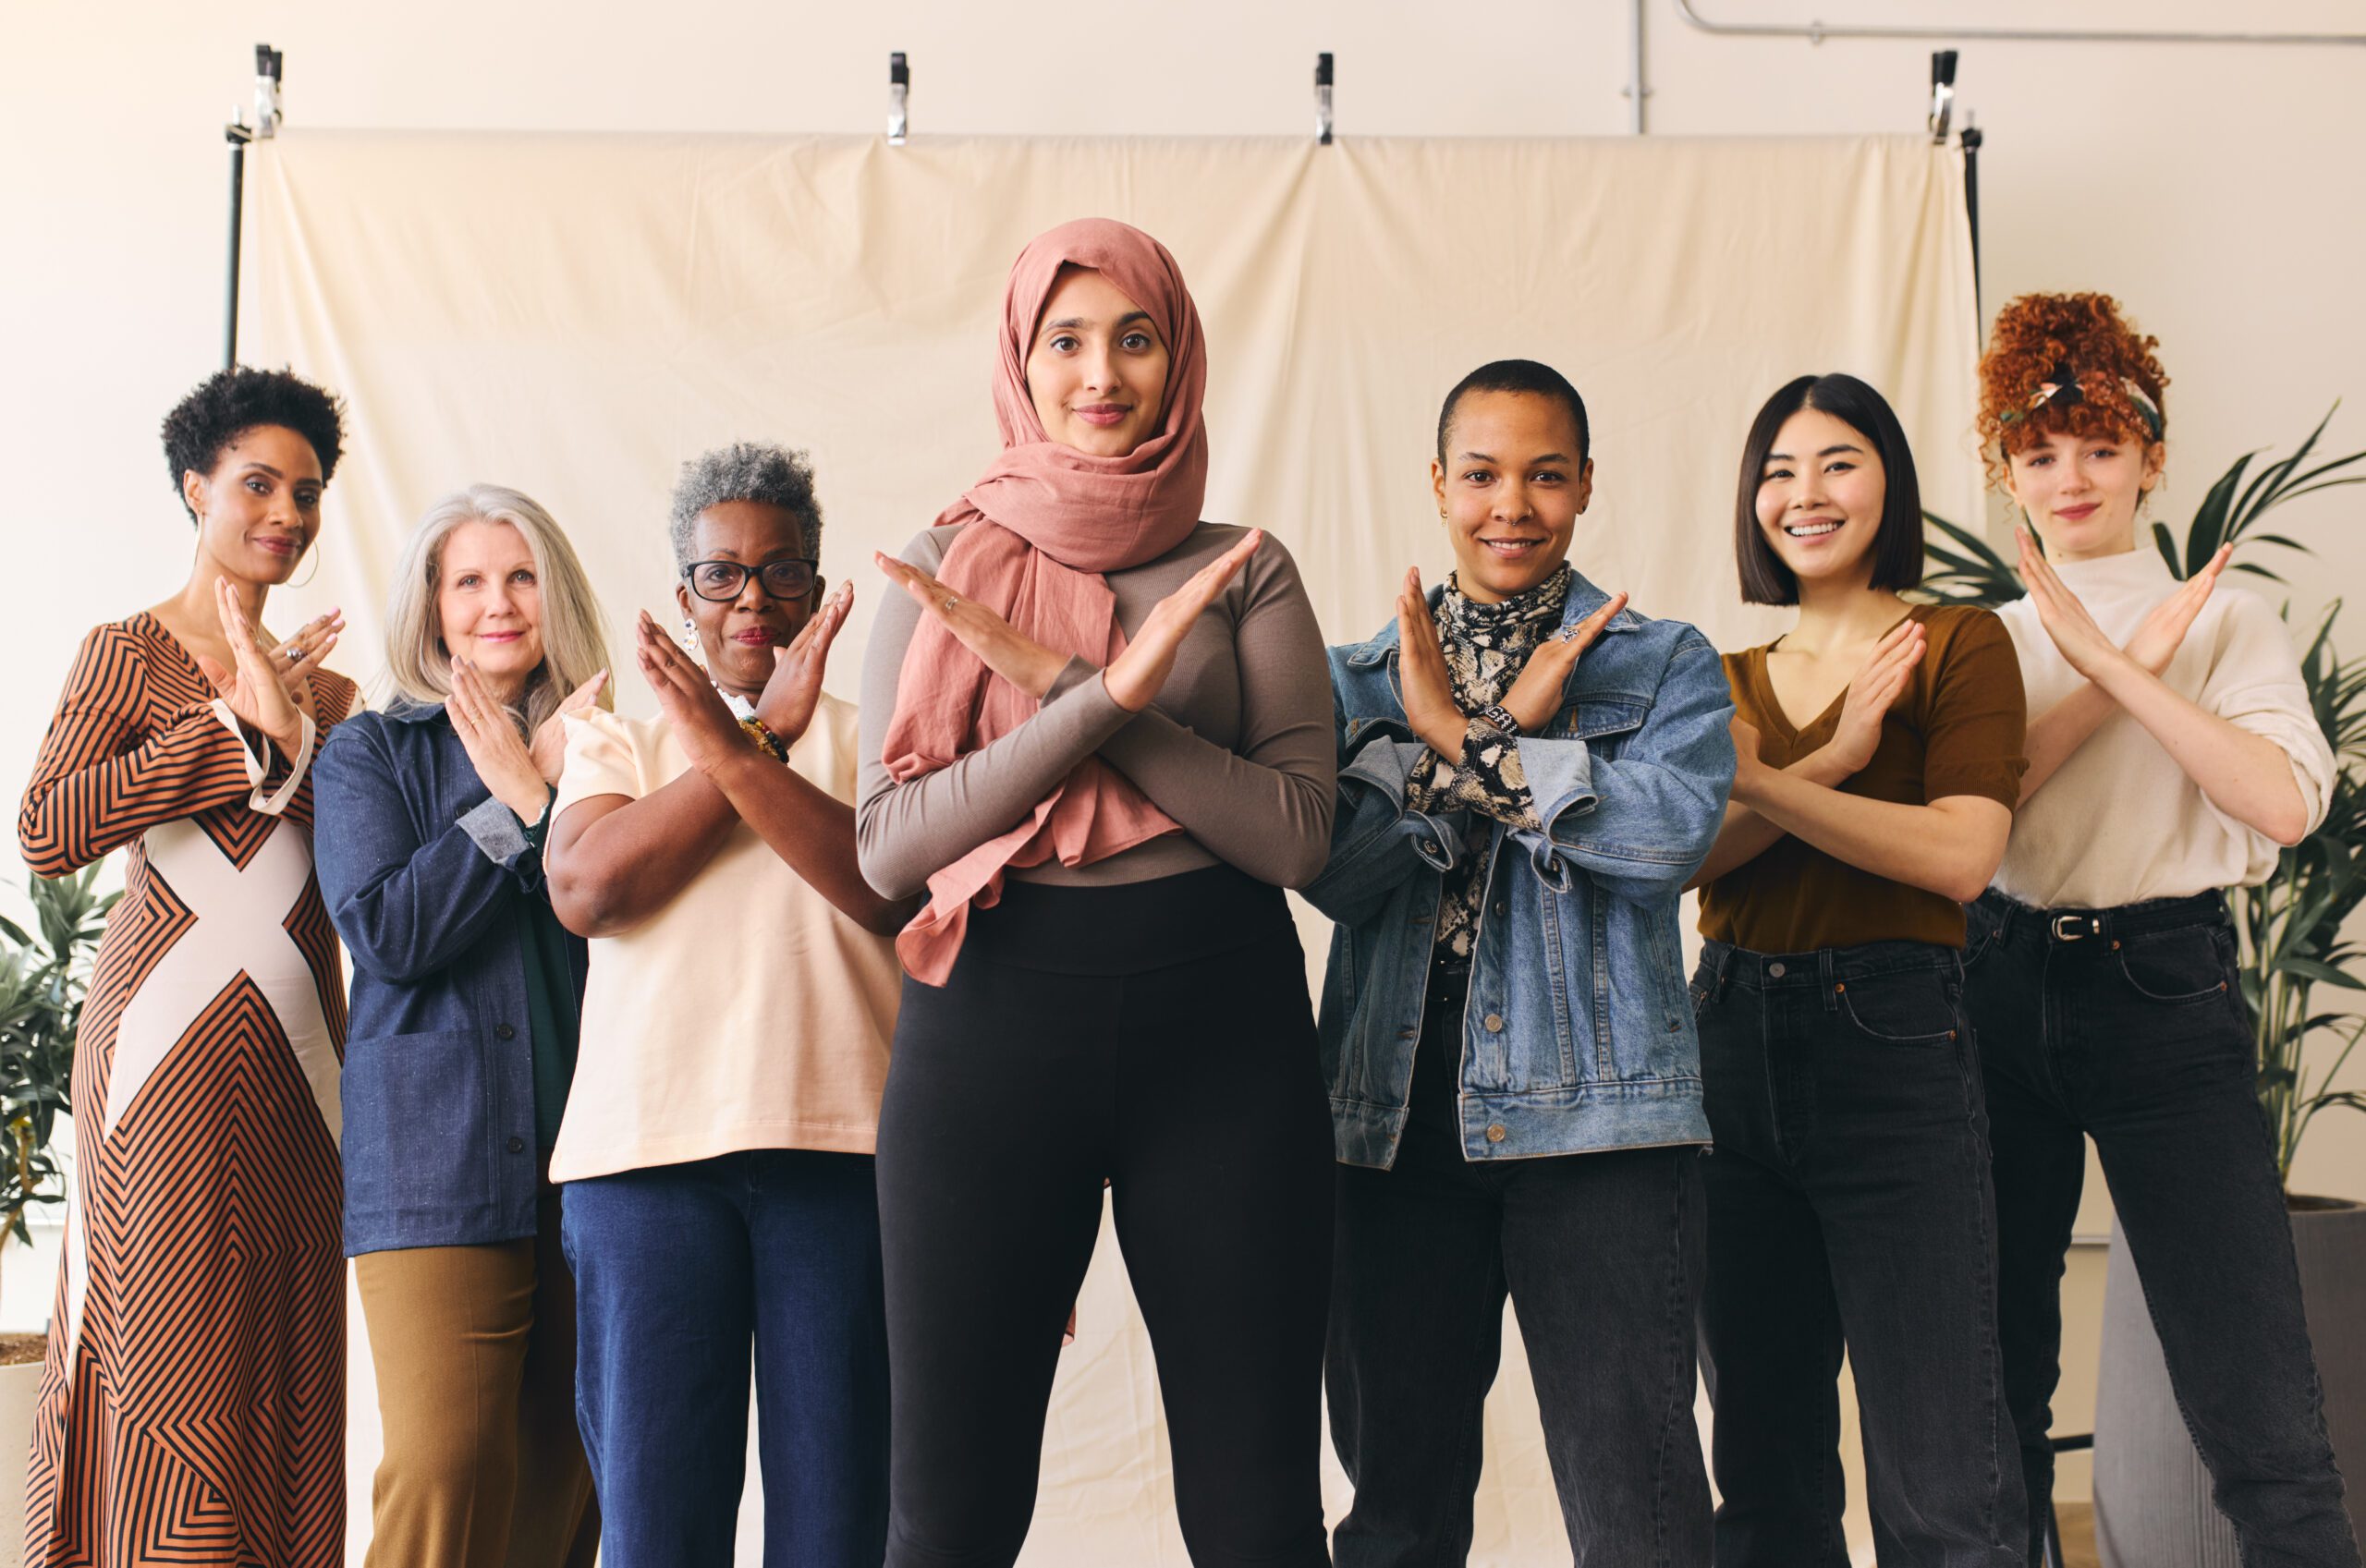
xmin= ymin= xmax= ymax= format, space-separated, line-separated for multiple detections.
xmin=858 ymin=218 xmax=1337 ymax=1566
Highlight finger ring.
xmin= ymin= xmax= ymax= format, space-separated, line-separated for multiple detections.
xmin=279 ymin=645 xmax=301 ymax=662
xmin=943 ymin=597 xmax=959 ymax=613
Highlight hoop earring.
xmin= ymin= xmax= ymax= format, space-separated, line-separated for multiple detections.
xmin=289 ymin=541 xmax=323 ymax=591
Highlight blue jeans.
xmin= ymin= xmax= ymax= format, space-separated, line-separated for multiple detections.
xmin=561 ymin=1149 xmax=890 ymax=1568
xmin=1692 ymin=939 xmax=2025 ymax=1568
xmin=1328 ymin=966 xmax=1712 ymax=1566
xmin=1965 ymin=891 xmax=2359 ymax=1568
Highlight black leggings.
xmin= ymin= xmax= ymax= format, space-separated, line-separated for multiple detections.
xmin=876 ymin=865 xmax=1336 ymax=1568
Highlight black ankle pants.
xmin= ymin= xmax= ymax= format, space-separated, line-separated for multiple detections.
xmin=876 ymin=866 xmax=1336 ymax=1568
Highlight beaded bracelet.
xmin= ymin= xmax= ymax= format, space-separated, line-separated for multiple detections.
xmin=738 ymin=715 xmax=790 ymax=764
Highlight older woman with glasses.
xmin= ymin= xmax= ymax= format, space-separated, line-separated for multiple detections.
xmin=312 ymin=484 xmax=612 ymax=1568
xmin=545 ymin=443 xmax=915 ymax=1567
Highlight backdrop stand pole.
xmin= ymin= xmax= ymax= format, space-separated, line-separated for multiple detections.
xmin=224 ymin=124 xmax=250 ymax=370
xmin=223 ymin=43 xmax=283 ymax=371
xmin=1960 ymin=119 xmax=1983 ymax=308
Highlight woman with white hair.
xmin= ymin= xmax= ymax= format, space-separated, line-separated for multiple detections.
xmin=312 ymin=484 xmax=612 ymax=1568
xmin=545 ymin=443 xmax=913 ymax=1565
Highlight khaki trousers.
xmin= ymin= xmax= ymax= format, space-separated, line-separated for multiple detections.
xmin=355 ymin=1184 xmax=598 ymax=1568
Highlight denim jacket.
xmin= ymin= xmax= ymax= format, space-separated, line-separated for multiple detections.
xmin=312 ymin=700 xmax=587 ymax=1256
xmin=1304 ymin=572 xmax=1735 ymax=1168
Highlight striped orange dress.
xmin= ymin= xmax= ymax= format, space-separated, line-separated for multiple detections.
xmin=16 ymin=612 xmax=353 ymax=1568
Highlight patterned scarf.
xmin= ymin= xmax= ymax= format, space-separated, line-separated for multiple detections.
xmin=1409 ymin=565 xmax=1571 ymax=969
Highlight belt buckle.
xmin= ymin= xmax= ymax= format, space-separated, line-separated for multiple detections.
xmin=2051 ymin=913 xmax=2099 ymax=942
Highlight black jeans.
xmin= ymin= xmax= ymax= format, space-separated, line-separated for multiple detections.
xmin=1328 ymin=966 xmax=1713 ymax=1567
xmin=874 ymin=866 xmax=1335 ymax=1568
xmin=1692 ymin=938 xmax=2025 ymax=1568
xmin=1964 ymin=890 xmax=2360 ymax=1568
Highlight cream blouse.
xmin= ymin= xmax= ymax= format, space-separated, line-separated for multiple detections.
xmin=1992 ymin=547 xmax=2335 ymax=909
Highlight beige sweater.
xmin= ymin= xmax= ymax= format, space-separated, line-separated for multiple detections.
xmin=1991 ymin=548 xmax=2335 ymax=909
xmin=550 ymin=696 xmax=903 ymax=1180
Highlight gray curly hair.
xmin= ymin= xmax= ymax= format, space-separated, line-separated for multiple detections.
xmin=668 ymin=442 xmax=824 ymax=568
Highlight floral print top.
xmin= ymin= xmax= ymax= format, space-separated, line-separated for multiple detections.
xmin=1407 ymin=565 xmax=1570 ymax=970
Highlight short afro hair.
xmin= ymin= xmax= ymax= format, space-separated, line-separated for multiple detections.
xmin=1734 ymin=373 xmax=1925 ymax=605
xmin=1437 ymin=359 xmax=1592 ymax=468
xmin=161 ymin=366 xmax=348 ymax=524
xmin=1978 ymin=292 xmax=2168 ymax=486
xmin=668 ymin=442 xmax=825 ymax=570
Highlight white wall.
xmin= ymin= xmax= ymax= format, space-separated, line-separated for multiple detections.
xmin=4 ymin=0 xmax=2363 ymax=1551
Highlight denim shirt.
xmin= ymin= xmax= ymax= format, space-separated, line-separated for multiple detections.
xmin=1304 ymin=572 xmax=1736 ymax=1168
xmin=312 ymin=699 xmax=588 ymax=1256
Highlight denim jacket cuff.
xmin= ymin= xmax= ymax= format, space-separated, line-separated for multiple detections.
xmin=1518 ymin=735 xmax=1598 ymax=826
xmin=458 ymin=795 xmax=539 ymax=882
xmin=1342 ymin=735 xmax=1464 ymax=872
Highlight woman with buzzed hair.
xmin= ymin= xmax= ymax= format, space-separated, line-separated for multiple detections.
xmin=546 ymin=442 xmax=914 ymax=1566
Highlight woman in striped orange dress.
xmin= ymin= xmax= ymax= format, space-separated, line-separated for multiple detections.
xmin=17 ymin=367 xmax=357 ymax=1568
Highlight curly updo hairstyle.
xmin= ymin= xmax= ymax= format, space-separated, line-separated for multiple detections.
xmin=1976 ymin=292 xmax=2167 ymax=487
xmin=161 ymin=366 xmax=348 ymax=524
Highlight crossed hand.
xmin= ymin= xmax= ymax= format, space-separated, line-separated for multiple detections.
xmin=448 ymin=659 xmax=607 ymax=822
xmin=873 ymin=530 xmax=1263 ymax=712
xmin=2018 ymin=527 xmax=2228 ymax=682
xmin=193 ymin=579 xmax=342 ymax=759
xmin=1393 ymin=566 xmax=1627 ymax=762
xmin=634 ymin=580 xmax=855 ymax=777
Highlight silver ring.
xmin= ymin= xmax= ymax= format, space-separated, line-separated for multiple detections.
xmin=278 ymin=644 xmax=302 ymax=662
xmin=942 ymin=596 xmax=959 ymax=613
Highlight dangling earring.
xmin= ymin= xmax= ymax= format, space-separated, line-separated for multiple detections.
xmin=681 ymin=616 xmax=706 ymax=666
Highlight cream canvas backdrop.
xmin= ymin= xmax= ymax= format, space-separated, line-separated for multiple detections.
xmin=236 ymin=128 xmax=1976 ymax=1563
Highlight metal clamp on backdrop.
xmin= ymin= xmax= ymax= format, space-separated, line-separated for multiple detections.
xmin=1928 ymin=49 xmax=1957 ymax=142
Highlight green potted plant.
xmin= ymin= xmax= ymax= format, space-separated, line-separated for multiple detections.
xmin=1923 ymin=408 xmax=2366 ymax=1564
xmin=0 ymin=864 xmax=113 ymax=1549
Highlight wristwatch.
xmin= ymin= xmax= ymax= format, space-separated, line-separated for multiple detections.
xmin=1480 ymin=703 xmax=1522 ymax=737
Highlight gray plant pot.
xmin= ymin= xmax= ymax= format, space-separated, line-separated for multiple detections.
xmin=2092 ymin=1197 xmax=2366 ymax=1567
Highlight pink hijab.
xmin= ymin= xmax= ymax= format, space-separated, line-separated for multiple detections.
xmin=880 ymin=218 xmax=1209 ymax=984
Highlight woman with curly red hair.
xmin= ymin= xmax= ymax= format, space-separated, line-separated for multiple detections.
xmin=1963 ymin=292 xmax=2359 ymax=1566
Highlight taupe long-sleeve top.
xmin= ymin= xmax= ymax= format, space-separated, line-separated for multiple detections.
xmin=858 ymin=521 xmax=1336 ymax=899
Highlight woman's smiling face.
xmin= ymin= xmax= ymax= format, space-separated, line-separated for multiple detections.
xmin=184 ymin=423 xmax=325 ymax=588
xmin=2005 ymin=424 xmax=2164 ymax=562
xmin=673 ymin=500 xmax=818 ymax=699
xmin=434 ymin=517 xmax=544 ymax=695
xmin=1430 ymin=390 xmax=1592 ymax=603
xmin=1023 ymin=266 xmax=1171 ymax=458
xmin=1753 ymin=406 xmax=1889 ymax=590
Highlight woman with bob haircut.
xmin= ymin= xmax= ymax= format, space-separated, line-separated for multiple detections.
xmin=1688 ymin=371 xmax=2030 ymax=1566
xmin=858 ymin=217 xmax=1336 ymax=1568
xmin=547 ymin=442 xmax=911 ymax=1566
xmin=1964 ymin=294 xmax=2356 ymax=1566
xmin=1307 ymin=358 xmax=1733 ymax=1564
xmin=18 ymin=364 xmax=356 ymax=1565
xmin=312 ymin=484 xmax=611 ymax=1568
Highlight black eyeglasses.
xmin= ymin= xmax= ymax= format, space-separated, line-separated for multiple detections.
xmin=682 ymin=558 xmax=817 ymax=602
